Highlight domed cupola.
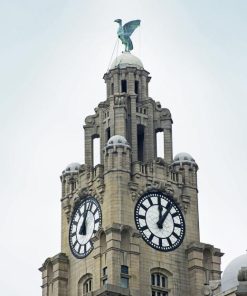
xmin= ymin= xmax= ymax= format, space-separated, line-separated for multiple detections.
xmin=106 ymin=135 xmax=130 ymax=148
xmin=103 ymin=52 xmax=150 ymax=101
xmin=104 ymin=135 xmax=131 ymax=172
xmin=171 ymin=152 xmax=198 ymax=169
xmin=62 ymin=162 xmax=81 ymax=175
xmin=61 ymin=162 xmax=81 ymax=197
xmin=110 ymin=52 xmax=144 ymax=70
xmin=221 ymin=253 xmax=247 ymax=292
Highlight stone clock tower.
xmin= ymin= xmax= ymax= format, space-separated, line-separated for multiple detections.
xmin=40 ymin=46 xmax=223 ymax=295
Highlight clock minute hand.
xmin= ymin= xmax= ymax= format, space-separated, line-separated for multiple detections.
xmin=157 ymin=202 xmax=172 ymax=229
xmin=79 ymin=202 xmax=91 ymax=235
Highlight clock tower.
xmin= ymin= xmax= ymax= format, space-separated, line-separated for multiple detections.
xmin=40 ymin=33 xmax=223 ymax=296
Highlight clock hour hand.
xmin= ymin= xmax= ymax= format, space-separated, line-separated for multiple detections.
xmin=79 ymin=202 xmax=91 ymax=235
xmin=157 ymin=202 xmax=172 ymax=229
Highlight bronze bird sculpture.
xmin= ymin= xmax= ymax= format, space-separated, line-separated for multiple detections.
xmin=114 ymin=19 xmax=141 ymax=52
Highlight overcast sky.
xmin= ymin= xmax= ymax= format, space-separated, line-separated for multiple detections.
xmin=0 ymin=1 xmax=246 ymax=295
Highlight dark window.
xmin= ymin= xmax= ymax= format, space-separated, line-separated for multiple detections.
xmin=111 ymin=83 xmax=114 ymax=95
xmin=103 ymin=267 xmax=107 ymax=276
xmin=151 ymin=273 xmax=168 ymax=296
xmin=121 ymin=80 xmax=127 ymax=92
xmin=121 ymin=265 xmax=128 ymax=274
xmin=161 ymin=276 xmax=166 ymax=287
xmin=157 ymin=274 xmax=160 ymax=286
xmin=135 ymin=80 xmax=139 ymax=94
xmin=120 ymin=265 xmax=129 ymax=288
xmin=106 ymin=127 xmax=110 ymax=141
xmin=83 ymin=278 xmax=92 ymax=294
xmin=137 ymin=125 xmax=144 ymax=162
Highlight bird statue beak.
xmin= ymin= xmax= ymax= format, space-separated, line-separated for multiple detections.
xmin=114 ymin=19 xmax=121 ymax=23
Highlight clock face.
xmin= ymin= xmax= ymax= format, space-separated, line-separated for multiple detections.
xmin=134 ymin=191 xmax=185 ymax=252
xmin=69 ymin=197 xmax=102 ymax=258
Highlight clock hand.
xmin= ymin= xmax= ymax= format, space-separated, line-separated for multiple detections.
xmin=79 ymin=202 xmax=91 ymax=235
xmin=157 ymin=202 xmax=172 ymax=229
xmin=158 ymin=204 xmax=163 ymax=222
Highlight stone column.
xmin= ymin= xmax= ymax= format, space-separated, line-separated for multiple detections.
xmin=164 ymin=127 xmax=173 ymax=164
xmin=84 ymin=127 xmax=93 ymax=166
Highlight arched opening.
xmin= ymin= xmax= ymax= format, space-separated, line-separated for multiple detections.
xmin=156 ymin=129 xmax=164 ymax=159
xmin=137 ymin=124 xmax=144 ymax=162
xmin=93 ymin=135 xmax=100 ymax=167
xmin=105 ymin=127 xmax=111 ymax=142
xmin=78 ymin=274 xmax=93 ymax=296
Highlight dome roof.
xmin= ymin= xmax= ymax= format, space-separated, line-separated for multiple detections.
xmin=62 ymin=162 xmax=80 ymax=174
xmin=110 ymin=52 xmax=144 ymax=70
xmin=172 ymin=152 xmax=197 ymax=166
xmin=221 ymin=253 xmax=247 ymax=292
xmin=106 ymin=135 xmax=130 ymax=147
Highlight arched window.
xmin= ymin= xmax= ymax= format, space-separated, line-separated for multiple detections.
xmin=151 ymin=272 xmax=168 ymax=296
xmin=78 ymin=274 xmax=93 ymax=296
xmin=83 ymin=278 xmax=92 ymax=294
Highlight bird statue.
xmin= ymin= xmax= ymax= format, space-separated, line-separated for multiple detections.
xmin=114 ymin=19 xmax=141 ymax=52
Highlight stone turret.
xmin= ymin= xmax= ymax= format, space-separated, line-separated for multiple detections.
xmin=61 ymin=162 xmax=80 ymax=198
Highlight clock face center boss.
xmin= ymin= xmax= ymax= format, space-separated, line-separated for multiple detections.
xmin=135 ymin=191 xmax=185 ymax=252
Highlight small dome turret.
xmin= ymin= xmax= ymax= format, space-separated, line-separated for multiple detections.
xmin=172 ymin=152 xmax=197 ymax=168
xmin=221 ymin=253 xmax=247 ymax=292
xmin=106 ymin=135 xmax=130 ymax=148
xmin=62 ymin=162 xmax=80 ymax=175
xmin=110 ymin=52 xmax=144 ymax=70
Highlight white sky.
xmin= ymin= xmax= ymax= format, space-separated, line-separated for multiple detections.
xmin=0 ymin=1 xmax=246 ymax=295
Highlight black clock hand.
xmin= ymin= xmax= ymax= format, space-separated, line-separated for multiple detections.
xmin=157 ymin=202 xmax=172 ymax=229
xmin=79 ymin=202 xmax=91 ymax=235
xmin=158 ymin=204 xmax=163 ymax=223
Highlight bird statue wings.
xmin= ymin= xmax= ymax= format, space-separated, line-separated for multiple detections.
xmin=114 ymin=19 xmax=141 ymax=52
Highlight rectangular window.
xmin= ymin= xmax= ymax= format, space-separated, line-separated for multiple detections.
xmin=106 ymin=127 xmax=110 ymax=141
xmin=121 ymin=80 xmax=127 ymax=92
xmin=157 ymin=274 xmax=160 ymax=286
xmin=137 ymin=125 xmax=144 ymax=162
xmin=121 ymin=265 xmax=129 ymax=274
xmin=135 ymin=80 xmax=139 ymax=94
xmin=161 ymin=276 xmax=165 ymax=287
xmin=120 ymin=276 xmax=129 ymax=288
xmin=103 ymin=267 xmax=107 ymax=276
xmin=151 ymin=274 xmax=155 ymax=285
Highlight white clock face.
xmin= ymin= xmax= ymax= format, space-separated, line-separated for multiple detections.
xmin=135 ymin=191 xmax=185 ymax=252
xmin=69 ymin=197 xmax=102 ymax=258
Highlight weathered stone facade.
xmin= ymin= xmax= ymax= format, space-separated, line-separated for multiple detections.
xmin=40 ymin=53 xmax=223 ymax=296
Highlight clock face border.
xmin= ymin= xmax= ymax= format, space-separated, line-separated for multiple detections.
xmin=69 ymin=196 xmax=102 ymax=259
xmin=134 ymin=191 xmax=185 ymax=252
